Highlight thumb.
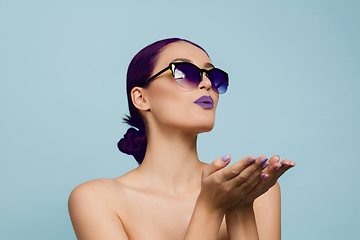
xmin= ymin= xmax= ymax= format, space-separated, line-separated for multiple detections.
xmin=202 ymin=154 xmax=231 ymax=179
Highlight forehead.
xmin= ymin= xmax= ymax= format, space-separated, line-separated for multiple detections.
xmin=154 ymin=41 xmax=211 ymax=71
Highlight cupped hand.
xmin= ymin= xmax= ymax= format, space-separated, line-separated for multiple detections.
xmin=228 ymin=155 xmax=296 ymax=210
xmin=198 ymin=155 xmax=269 ymax=213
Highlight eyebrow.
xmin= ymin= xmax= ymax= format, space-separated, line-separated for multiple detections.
xmin=171 ymin=58 xmax=214 ymax=69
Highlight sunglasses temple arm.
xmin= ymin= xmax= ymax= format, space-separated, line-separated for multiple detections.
xmin=139 ymin=66 xmax=170 ymax=87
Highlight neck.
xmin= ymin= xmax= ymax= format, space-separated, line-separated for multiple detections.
xmin=136 ymin=127 xmax=205 ymax=195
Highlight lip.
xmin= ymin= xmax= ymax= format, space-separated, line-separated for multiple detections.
xmin=194 ymin=95 xmax=214 ymax=109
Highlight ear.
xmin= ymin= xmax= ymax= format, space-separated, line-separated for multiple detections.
xmin=131 ymin=87 xmax=150 ymax=111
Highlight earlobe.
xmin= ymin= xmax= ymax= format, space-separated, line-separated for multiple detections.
xmin=131 ymin=87 xmax=150 ymax=111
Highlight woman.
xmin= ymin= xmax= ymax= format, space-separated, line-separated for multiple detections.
xmin=68 ymin=38 xmax=295 ymax=240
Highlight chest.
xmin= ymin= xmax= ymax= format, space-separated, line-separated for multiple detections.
xmin=117 ymin=190 xmax=228 ymax=240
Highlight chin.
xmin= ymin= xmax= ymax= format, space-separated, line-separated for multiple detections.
xmin=174 ymin=120 xmax=214 ymax=135
xmin=199 ymin=127 xmax=214 ymax=134
xmin=193 ymin=122 xmax=215 ymax=134
xmin=195 ymin=117 xmax=216 ymax=133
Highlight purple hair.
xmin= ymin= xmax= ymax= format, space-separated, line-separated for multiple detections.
xmin=118 ymin=38 xmax=208 ymax=164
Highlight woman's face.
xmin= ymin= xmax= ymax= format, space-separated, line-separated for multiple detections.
xmin=143 ymin=41 xmax=220 ymax=134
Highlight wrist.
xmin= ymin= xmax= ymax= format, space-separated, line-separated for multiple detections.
xmin=196 ymin=193 xmax=227 ymax=217
xmin=185 ymin=196 xmax=226 ymax=239
xmin=226 ymin=204 xmax=256 ymax=227
xmin=225 ymin=203 xmax=259 ymax=239
xmin=227 ymin=202 xmax=254 ymax=216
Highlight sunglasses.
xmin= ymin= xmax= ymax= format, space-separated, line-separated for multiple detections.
xmin=139 ymin=62 xmax=229 ymax=94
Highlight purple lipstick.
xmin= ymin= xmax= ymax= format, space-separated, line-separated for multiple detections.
xmin=194 ymin=95 xmax=214 ymax=109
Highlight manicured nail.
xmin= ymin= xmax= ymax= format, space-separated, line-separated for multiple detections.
xmin=222 ymin=154 xmax=230 ymax=162
xmin=264 ymin=175 xmax=269 ymax=180
xmin=262 ymin=162 xmax=269 ymax=168
xmin=248 ymin=157 xmax=256 ymax=163
xmin=260 ymin=173 xmax=265 ymax=179
xmin=260 ymin=157 xmax=268 ymax=163
xmin=276 ymin=165 xmax=281 ymax=170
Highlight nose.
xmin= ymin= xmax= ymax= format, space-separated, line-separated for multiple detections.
xmin=198 ymin=73 xmax=212 ymax=91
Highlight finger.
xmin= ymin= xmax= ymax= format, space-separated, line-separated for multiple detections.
xmin=202 ymin=154 xmax=231 ymax=179
xmin=227 ymin=155 xmax=268 ymax=186
xmin=220 ymin=155 xmax=258 ymax=181
xmin=269 ymin=155 xmax=280 ymax=165
xmin=262 ymin=155 xmax=280 ymax=174
xmin=246 ymin=159 xmax=296 ymax=201
xmin=263 ymin=157 xmax=295 ymax=174
xmin=261 ymin=159 xmax=296 ymax=184
xmin=242 ymin=176 xmax=270 ymax=201
xmin=239 ymin=163 xmax=268 ymax=193
xmin=276 ymin=159 xmax=296 ymax=170
xmin=243 ymin=169 xmax=279 ymax=201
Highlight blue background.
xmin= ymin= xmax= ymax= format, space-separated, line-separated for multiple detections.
xmin=1 ymin=0 xmax=359 ymax=239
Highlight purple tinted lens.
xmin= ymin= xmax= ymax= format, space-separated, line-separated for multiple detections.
xmin=209 ymin=69 xmax=228 ymax=94
xmin=173 ymin=64 xmax=201 ymax=89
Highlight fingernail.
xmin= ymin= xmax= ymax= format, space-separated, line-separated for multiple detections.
xmin=260 ymin=157 xmax=268 ymax=163
xmin=248 ymin=157 xmax=256 ymax=163
xmin=222 ymin=154 xmax=230 ymax=162
xmin=262 ymin=162 xmax=269 ymax=168
xmin=260 ymin=173 xmax=265 ymax=179
xmin=276 ymin=165 xmax=281 ymax=171
xmin=284 ymin=164 xmax=289 ymax=167
xmin=264 ymin=175 xmax=269 ymax=180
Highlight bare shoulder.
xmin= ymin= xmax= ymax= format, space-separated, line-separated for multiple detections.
xmin=253 ymin=181 xmax=281 ymax=240
xmin=68 ymin=168 xmax=139 ymax=203
xmin=69 ymin=178 xmax=123 ymax=206
xmin=68 ymin=178 xmax=130 ymax=240
xmin=68 ymin=178 xmax=126 ymax=224
xmin=254 ymin=181 xmax=281 ymax=214
xmin=255 ymin=181 xmax=280 ymax=203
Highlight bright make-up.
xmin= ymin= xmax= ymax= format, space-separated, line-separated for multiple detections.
xmin=194 ymin=95 xmax=214 ymax=109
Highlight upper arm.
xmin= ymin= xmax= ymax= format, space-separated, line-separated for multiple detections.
xmin=253 ymin=181 xmax=281 ymax=240
xmin=68 ymin=182 xmax=129 ymax=240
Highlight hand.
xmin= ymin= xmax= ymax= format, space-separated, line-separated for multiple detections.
xmin=198 ymin=155 xmax=269 ymax=213
xmin=228 ymin=155 xmax=295 ymax=211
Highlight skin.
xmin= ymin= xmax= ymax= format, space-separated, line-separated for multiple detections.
xmin=68 ymin=41 xmax=296 ymax=240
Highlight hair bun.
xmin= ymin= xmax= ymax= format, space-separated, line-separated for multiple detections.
xmin=118 ymin=128 xmax=147 ymax=164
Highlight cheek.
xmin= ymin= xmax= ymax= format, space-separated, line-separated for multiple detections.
xmin=147 ymin=81 xmax=219 ymax=130
xmin=148 ymin=84 xmax=189 ymax=122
